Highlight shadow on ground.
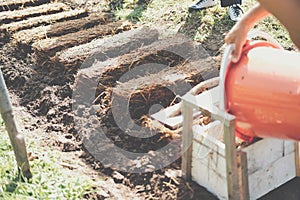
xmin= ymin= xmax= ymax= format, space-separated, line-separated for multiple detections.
xmin=179 ymin=8 xmax=235 ymax=56
xmin=108 ymin=0 xmax=151 ymax=23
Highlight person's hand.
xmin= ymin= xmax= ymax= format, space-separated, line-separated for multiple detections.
xmin=225 ymin=22 xmax=250 ymax=63
xmin=225 ymin=3 xmax=272 ymax=62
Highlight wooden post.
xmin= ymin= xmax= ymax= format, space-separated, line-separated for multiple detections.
xmin=294 ymin=142 xmax=300 ymax=177
xmin=0 ymin=70 xmax=32 ymax=179
xmin=223 ymin=117 xmax=240 ymax=200
xmin=181 ymin=100 xmax=194 ymax=180
xmin=237 ymin=151 xmax=250 ymax=200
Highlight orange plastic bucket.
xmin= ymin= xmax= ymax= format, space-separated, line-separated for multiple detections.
xmin=224 ymin=40 xmax=300 ymax=141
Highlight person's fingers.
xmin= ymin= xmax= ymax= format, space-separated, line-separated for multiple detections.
xmin=224 ymin=33 xmax=241 ymax=63
xmin=231 ymin=43 xmax=242 ymax=63
xmin=224 ymin=33 xmax=232 ymax=44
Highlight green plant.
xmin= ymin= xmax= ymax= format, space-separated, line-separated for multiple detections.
xmin=0 ymin=118 xmax=95 ymax=200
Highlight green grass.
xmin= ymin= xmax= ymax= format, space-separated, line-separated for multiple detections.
xmin=0 ymin=118 xmax=95 ymax=200
xmin=112 ymin=0 xmax=294 ymax=50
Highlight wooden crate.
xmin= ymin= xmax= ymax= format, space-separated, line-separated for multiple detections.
xmin=180 ymin=92 xmax=300 ymax=200
xmin=192 ymin=121 xmax=299 ymax=200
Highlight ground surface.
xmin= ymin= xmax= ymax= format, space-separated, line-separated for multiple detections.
xmin=0 ymin=0 xmax=300 ymax=199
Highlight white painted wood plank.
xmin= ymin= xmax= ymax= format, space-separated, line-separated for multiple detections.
xmin=248 ymin=152 xmax=296 ymax=200
xmin=192 ymin=140 xmax=227 ymax=176
xmin=151 ymin=85 xmax=220 ymax=128
xmin=284 ymin=140 xmax=295 ymax=155
xmin=150 ymin=102 xmax=201 ymax=128
xmin=193 ymin=123 xmax=225 ymax=157
xmin=242 ymin=138 xmax=285 ymax=174
xmin=182 ymin=86 xmax=220 ymax=114
xmin=192 ymin=157 xmax=228 ymax=200
xmin=193 ymin=121 xmax=224 ymax=142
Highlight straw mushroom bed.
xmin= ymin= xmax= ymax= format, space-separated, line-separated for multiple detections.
xmin=0 ymin=0 xmax=50 ymax=12
xmin=13 ymin=13 xmax=113 ymax=52
xmin=0 ymin=9 xmax=87 ymax=36
xmin=0 ymin=2 xmax=69 ymax=24
xmin=94 ymin=36 xmax=198 ymax=96
xmin=32 ymin=21 xmax=133 ymax=67
xmin=51 ymin=27 xmax=160 ymax=69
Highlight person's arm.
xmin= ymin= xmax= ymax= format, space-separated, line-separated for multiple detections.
xmin=258 ymin=0 xmax=300 ymax=49
xmin=225 ymin=3 xmax=269 ymax=62
xmin=225 ymin=0 xmax=300 ymax=63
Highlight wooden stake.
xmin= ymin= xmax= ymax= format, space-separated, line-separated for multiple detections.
xmin=181 ymin=100 xmax=193 ymax=180
xmin=237 ymin=151 xmax=249 ymax=200
xmin=294 ymin=142 xmax=300 ymax=177
xmin=0 ymin=70 xmax=32 ymax=179
xmin=223 ymin=118 xmax=240 ymax=200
